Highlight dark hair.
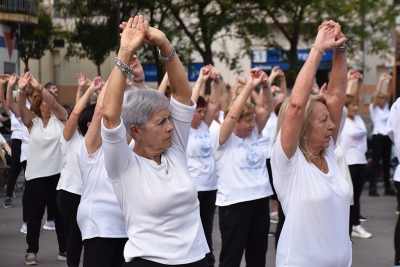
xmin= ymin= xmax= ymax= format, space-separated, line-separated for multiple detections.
xmin=44 ymin=82 xmax=55 ymax=90
xmin=78 ymin=104 xmax=96 ymax=136
xmin=197 ymin=95 xmax=206 ymax=109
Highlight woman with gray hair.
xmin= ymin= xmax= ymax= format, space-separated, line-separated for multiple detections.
xmin=271 ymin=21 xmax=352 ymax=266
xmin=101 ymin=15 xmax=209 ymax=267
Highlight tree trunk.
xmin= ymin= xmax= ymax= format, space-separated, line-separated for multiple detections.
xmin=97 ymin=64 xmax=101 ymax=77
xmin=201 ymin=45 xmax=213 ymax=94
xmin=23 ymin=59 xmax=29 ymax=72
xmin=288 ymin=39 xmax=299 ymax=87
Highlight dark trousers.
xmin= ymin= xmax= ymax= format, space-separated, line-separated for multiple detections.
xmin=369 ymin=134 xmax=392 ymax=192
xmin=83 ymin=237 xmax=128 ymax=267
xmin=6 ymin=139 xmax=22 ymax=197
xmin=218 ymin=197 xmax=270 ymax=267
xmin=25 ymin=174 xmax=66 ymax=254
xmin=395 ymin=182 xmax=400 ymax=265
xmin=124 ymin=257 xmax=208 ymax=267
xmin=349 ymin=164 xmax=366 ymax=234
xmin=57 ymin=190 xmax=83 ymax=267
xmin=198 ymin=190 xmax=216 ymax=267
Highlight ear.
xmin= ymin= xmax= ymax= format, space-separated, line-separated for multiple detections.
xmin=86 ymin=121 xmax=91 ymax=128
xmin=130 ymin=124 xmax=142 ymax=140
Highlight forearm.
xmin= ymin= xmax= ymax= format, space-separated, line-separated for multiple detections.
xmin=41 ymin=89 xmax=67 ymax=121
xmin=0 ymin=86 xmax=8 ymax=113
xmin=256 ymin=87 xmax=273 ymax=131
xmin=158 ymin=72 xmax=169 ymax=93
xmin=163 ymin=45 xmax=191 ymax=105
xmin=103 ymin=51 xmax=131 ymax=129
xmin=76 ymin=86 xmax=84 ymax=104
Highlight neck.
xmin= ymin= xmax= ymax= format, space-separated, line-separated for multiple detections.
xmin=347 ymin=115 xmax=355 ymax=120
xmin=133 ymin=143 xmax=162 ymax=164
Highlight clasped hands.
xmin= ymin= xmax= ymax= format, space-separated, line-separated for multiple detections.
xmin=315 ymin=20 xmax=347 ymax=53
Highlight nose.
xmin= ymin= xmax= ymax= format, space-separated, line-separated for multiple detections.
xmin=166 ymin=119 xmax=174 ymax=132
xmin=328 ymin=118 xmax=335 ymax=130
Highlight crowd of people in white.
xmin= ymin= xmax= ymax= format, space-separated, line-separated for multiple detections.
xmin=1 ymin=16 xmax=400 ymax=267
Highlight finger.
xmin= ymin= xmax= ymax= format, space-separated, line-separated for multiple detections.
xmin=132 ymin=16 xmax=139 ymax=28
xmin=334 ymin=37 xmax=348 ymax=46
xmin=138 ymin=14 xmax=144 ymax=24
xmin=126 ymin=17 xmax=134 ymax=29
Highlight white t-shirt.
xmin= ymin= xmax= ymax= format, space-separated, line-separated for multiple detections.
xmin=209 ymin=120 xmax=221 ymax=157
xmin=0 ymin=133 xmax=6 ymax=145
xmin=187 ymin=120 xmax=217 ymax=191
xmin=25 ymin=114 xmax=64 ymax=180
xmin=388 ymin=97 xmax=400 ymax=161
xmin=101 ymin=96 xmax=209 ymax=264
xmin=20 ymin=100 xmax=31 ymax=162
xmin=258 ymin=112 xmax=277 ymax=159
xmin=57 ymin=130 xmax=83 ymax=195
xmin=8 ymin=110 xmax=22 ymax=140
xmin=339 ymin=115 xmax=367 ymax=165
xmin=271 ymin=131 xmax=352 ymax=267
xmin=369 ymin=102 xmax=390 ymax=135
xmin=213 ymin=125 xmax=273 ymax=206
xmin=77 ymin=143 xmax=126 ymax=240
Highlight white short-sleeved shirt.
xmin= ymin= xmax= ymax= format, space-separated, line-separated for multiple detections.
xmin=213 ymin=125 xmax=273 ymax=206
xmin=339 ymin=115 xmax=367 ymax=165
xmin=388 ymin=97 xmax=400 ymax=161
xmin=271 ymin=131 xmax=352 ymax=267
xmin=57 ymin=130 xmax=83 ymax=195
xmin=258 ymin=112 xmax=277 ymax=159
xmin=101 ymin=96 xmax=209 ymax=264
xmin=369 ymin=102 xmax=390 ymax=135
xmin=77 ymin=143 xmax=126 ymax=240
xmin=25 ymin=114 xmax=64 ymax=180
xmin=209 ymin=120 xmax=221 ymax=156
xmin=8 ymin=110 xmax=22 ymax=140
xmin=186 ymin=120 xmax=217 ymax=191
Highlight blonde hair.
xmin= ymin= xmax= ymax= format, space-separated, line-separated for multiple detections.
xmin=30 ymin=91 xmax=43 ymax=117
xmin=223 ymin=99 xmax=255 ymax=120
xmin=275 ymin=95 xmax=327 ymax=162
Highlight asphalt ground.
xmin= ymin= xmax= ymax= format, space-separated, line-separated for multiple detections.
xmin=0 ymin=176 xmax=397 ymax=267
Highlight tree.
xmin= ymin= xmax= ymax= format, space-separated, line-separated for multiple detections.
xmin=19 ymin=10 xmax=54 ymax=72
xmin=64 ymin=16 xmax=118 ymax=76
xmin=247 ymin=0 xmax=399 ymax=82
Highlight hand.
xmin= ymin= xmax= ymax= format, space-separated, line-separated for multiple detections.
xmin=271 ymin=85 xmax=280 ymax=94
xmin=142 ymin=25 xmax=170 ymax=53
xmin=197 ymin=65 xmax=212 ymax=84
xmin=269 ymin=66 xmax=281 ymax=81
xmin=210 ymin=66 xmax=220 ymax=83
xmin=347 ymin=69 xmax=358 ymax=80
xmin=318 ymin=83 xmax=327 ymax=97
xmin=27 ymin=73 xmax=41 ymax=91
xmin=277 ymin=69 xmax=285 ymax=77
xmin=119 ymin=16 xmax=148 ymax=55
xmin=8 ymin=73 xmax=19 ymax=88
xmin=311 ymin=81 xmax=320 ymax=95
xmin=315 ymin=21 xmax=347 ymax=51
xmin=18 ymin=72 xmax=32 ymax=91
xmin=356 ymin=72 xmax=363 ymax=81
xmin=77 ymin=72 xmax=90 ymax=87
xmin=248 ymin=68 xmax=267 ymax=88
xmin=380 ymin=72 xmax=392 ymax=81
xmin=0 ymin=74 xmax=11 ymax=85
xmin=236 ymin=77 xmax=246 ymax=85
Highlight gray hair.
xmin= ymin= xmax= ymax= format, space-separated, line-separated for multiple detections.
xmin=121 ymin=87 xmax=169 ymax=138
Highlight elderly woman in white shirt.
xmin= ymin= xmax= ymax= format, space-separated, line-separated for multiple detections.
xmin=271 ymin=21 xmax=352 ymax=267
xmin=101 ymin=16 xmax=209 ymax=267
xmin=213 ymin=67 xmax=273 ymax=267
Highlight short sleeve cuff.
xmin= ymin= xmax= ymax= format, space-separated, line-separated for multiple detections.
xmin=169 ymin=96 xmax=196 ymax=123
xmin=101 ymin=117 xmax=126 ymax=144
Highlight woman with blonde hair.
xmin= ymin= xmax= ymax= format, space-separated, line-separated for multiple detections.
xmin=271 ymin=21 xmax=352 ymax=266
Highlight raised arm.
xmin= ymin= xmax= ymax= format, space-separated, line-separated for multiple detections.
xmin=28 ymin=75 xmax=67 ymax=123
xmin=281 ymin=21 xmax=347 ymax=158
xmin=255 ymin=73 xmax=273 ymax=134
xmin=0 ymin=74 xmax=11 ymax=114
xmin=158 ymin=71 xmax=169 ymax=93
xmin=16 ymin=72 xmax=35 ymax=129
xmin=204 ymin=67 xmax=221 ymax=126
xmin=191 ymin=65 xmax=211 ymax=102
xmin=372 ymin=73 xmax=391 ymax=109
xmin=64 ymin=77 xmax=101 ymax=142
xmin=103 ymin=16 xmax=146 ymax=129
xmin=76 ymin=72 xmax=91 ymax=103
xmin=219 ymin=68 xmax=263 ymax=146
xmin=6 ymin=74 xmax=22 ymax=117
xmin=355 ymin=72 xmax=364 ymax=111
xmin=85 ymin=77 xmax=108 ymax=154
xmin=274 ymin=70 xmax=287 ymax=108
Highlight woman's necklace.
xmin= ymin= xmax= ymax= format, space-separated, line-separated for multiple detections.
xmin=160 ymin=162 xmax=168 ymax=174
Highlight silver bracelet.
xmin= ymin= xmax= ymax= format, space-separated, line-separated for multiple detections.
xmin=17 ymin=88 xmax=26 ymax=94
xmin=158 ymin=46 xmax=176 ymax=62
xmin=114 ymin=57 xmax=134 ymax=81
xmin=334 ymin=45 xmax=348 ymax=53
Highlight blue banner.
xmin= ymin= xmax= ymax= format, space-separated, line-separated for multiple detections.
xmin=188 ymin=63 xmax=204 ymax=82
xmin=142 ymin=64 xmax=158 ymax=82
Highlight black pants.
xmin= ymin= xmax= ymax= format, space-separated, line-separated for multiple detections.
xmin=124 ymin=257 xmax=208 ymax=267
xmin=57 ymin=190 xmax=83 ymax=267
xmin=218 ymin=197 xmax=270 ymax=267
xmin=25 ymin=174 xmax=66 ymax=254
xmin=83 ymin=237 xmax=128 ymax=267
xmin=266 ymin=159 xmax=277 ymax=200
xmin=349 ymin=164 xmax=366 ymax=234
xmin=198 ymin=190 xmax=216 ymax=267
xmin=6 ymin=139 xmax=22 ymax=197
xmin=369 ymin=134 xmax=392 ymax=192
xmin=395 ymin=182 xmax=400 ymax=265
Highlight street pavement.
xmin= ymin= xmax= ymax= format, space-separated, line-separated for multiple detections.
xmin=0 ymin=176 xmax=398 ymax=267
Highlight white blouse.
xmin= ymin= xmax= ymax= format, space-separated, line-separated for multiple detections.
xmin=101 ymin=96 xmax=209 ymax=264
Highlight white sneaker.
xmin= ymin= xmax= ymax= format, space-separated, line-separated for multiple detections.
xmin=351 ymin=225 xmax=372 ymax=238
xmin=20 ymin=222 xmax=27 ymax=234
xmin=43 ymin=220 xmax=55 ymax=230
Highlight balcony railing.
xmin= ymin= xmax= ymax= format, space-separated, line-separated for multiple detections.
xmin=0 ymin=0 xmax=37 ymax=16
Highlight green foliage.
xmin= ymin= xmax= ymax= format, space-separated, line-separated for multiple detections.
xmin=19 ymin=10 xmax=54 ymax=72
